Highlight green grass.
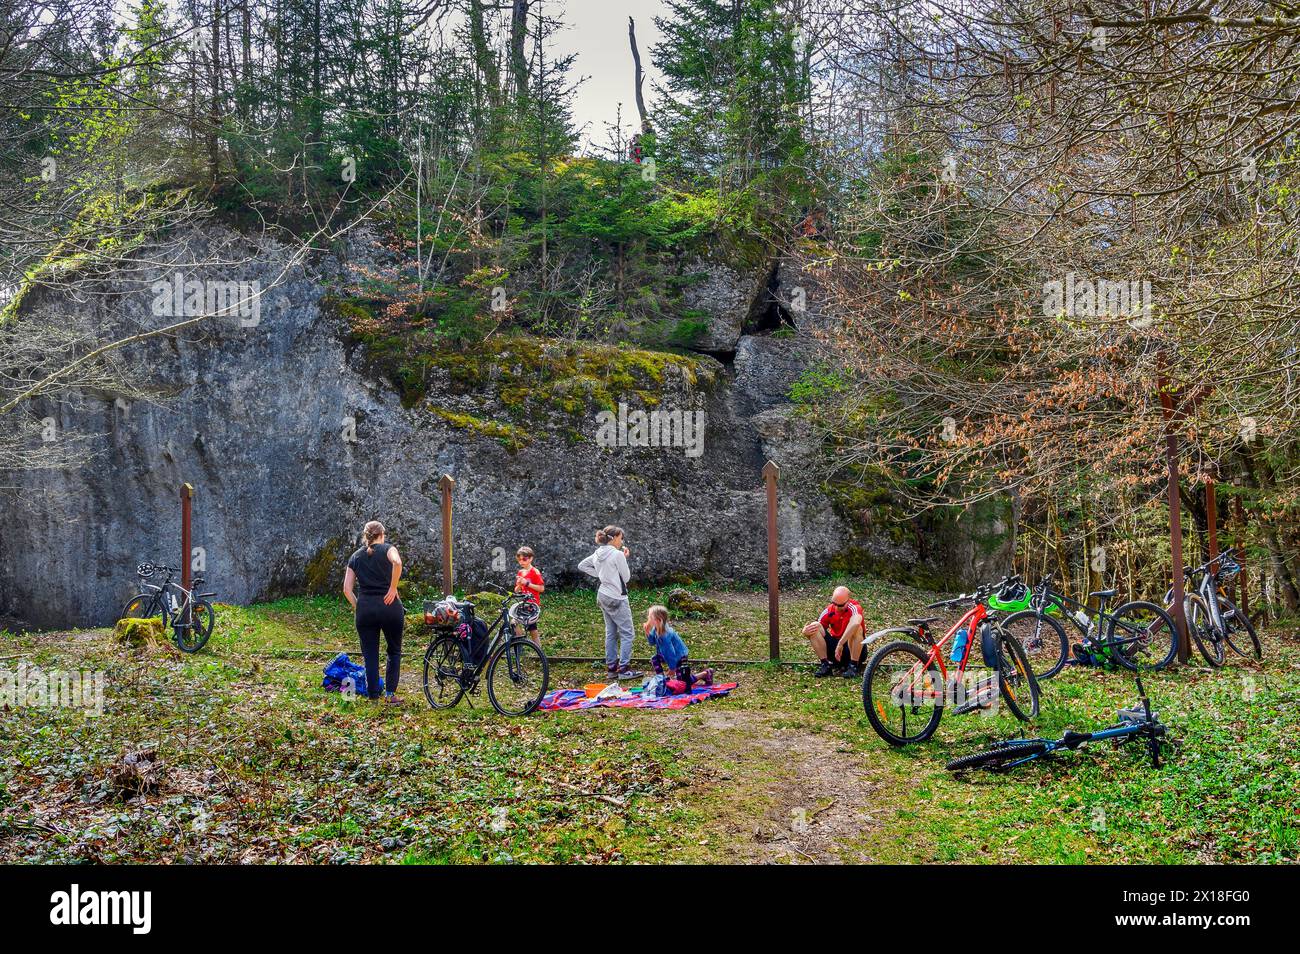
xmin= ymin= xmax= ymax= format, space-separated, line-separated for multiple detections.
xmin=2 ymin=578 xmax=1297 ymax=864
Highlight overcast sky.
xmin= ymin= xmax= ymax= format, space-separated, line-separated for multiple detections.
xmin=553 ymin=0 xmax=670 ymax=152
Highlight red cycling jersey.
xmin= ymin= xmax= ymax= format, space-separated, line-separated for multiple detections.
xmin=819 ymin=599 xmax=862 ymax=639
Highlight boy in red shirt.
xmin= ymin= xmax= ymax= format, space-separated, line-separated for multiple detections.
xmin=801 ymin=585 xmax=865 ymax=678
xmin=514 ymin=546 xmax=545 ymax=645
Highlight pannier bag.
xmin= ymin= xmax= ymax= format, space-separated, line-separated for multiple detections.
xmin=456 ymin=614 xmax=491 ymax=667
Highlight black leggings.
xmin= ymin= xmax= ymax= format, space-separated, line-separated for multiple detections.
xmin=356 ymin=596 xmax=404 ymax=698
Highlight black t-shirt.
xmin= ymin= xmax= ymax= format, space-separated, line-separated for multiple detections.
xmin=348 ymin=543 xmax=397 ymax=597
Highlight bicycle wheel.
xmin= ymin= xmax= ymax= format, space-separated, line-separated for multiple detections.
xmin=993 ymin=626 xmax=1039 ymax=721
xmin=175 ymin=599 xmax=215 ymax=652
xmin=1185 ymin=595 xmax=1226 ymax=667
xmin=1107 ymin=601 xmax=1178 ymax=671
xmin=486 ymin=638 xmax=549 ymax=716
xmin=1219 ymin=598 xmax=1262 ymax=661
xmin=862 ymin=640 xmax=945 ymax=746
xmin=120 ymin=593 xmax=163 ymax=624
xmin=946 ymin=741 xmax=1048 ymax=773
xmin=1001 ymin=610 xmax=1069 ymax=680
xmin=422 ymin=635 xmax=466 ymax=709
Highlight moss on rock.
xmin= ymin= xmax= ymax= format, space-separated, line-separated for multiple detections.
xmin=305 ymin=536 xmax=348 ymax=594
xmin=112 ymin=616 xmax=171 ymax=651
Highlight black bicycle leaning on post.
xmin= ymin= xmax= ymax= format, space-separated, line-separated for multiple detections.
xmin=120 ymin=562 xmax=217 ymax=653
xmin=421 ymin=588 xmax=550 ymax=716
xmin=1163 ymin=547 xmax=1261 ymax=666
xmin=999 ymin=573 xmax=1178 ymax=673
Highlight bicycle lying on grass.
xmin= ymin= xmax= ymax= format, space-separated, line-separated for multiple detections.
xmin=1164 ymin=548 xmax=1261 ymax=667
xmin=422 ymin=589 xmax=550 ymax=716
xmin=1000 ymin=573 xmax=1178 ymax=674
xmin=121 ymin=562 xmax=216 ymax=653
xmin=946 ymin=667 xmax=1168 ymax=773
xmin=862 ymin=578 xmax=1040 ymax=746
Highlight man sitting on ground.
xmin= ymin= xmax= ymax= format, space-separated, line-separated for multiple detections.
xmin=801 ymin=586 xmax=865 ymax=678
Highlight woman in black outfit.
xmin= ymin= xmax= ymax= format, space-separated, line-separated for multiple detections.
xmin=342 ymin=520 xmax=405 ymax=703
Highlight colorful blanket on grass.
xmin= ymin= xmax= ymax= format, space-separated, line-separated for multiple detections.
xmin=539 ymin=682 xmax=738 ymax=711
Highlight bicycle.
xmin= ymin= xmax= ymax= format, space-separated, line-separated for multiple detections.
xmin=421 ymin=589 xmax=550 ymax=716
xmin=120 ymin=562 xmax=217 ymax=653
xmin=862 ymin=578 xmax=1040 ymax=746
xmin=946 ymin=667 xmax=1168 ymax=772
xmin=1164 ymin=548 xmax=1261 ymax=666
xmin=1001 ymin=573 xmax=1177 ymax=674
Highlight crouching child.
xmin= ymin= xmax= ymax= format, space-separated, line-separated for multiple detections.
xmin=644 ymin=605 xmax=713 ymax=693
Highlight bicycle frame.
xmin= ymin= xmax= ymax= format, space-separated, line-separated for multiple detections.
xmin=1029 ymin=578 xmax=1156 ymax=655
xmin=1190 ymin=567 xmax=1227 ymax=635
xmin=922 ymin=601 xmax=990 ymax=683
xmin=955 ymin=672 xmax=1164 ymax=771
xmin=1167 ymin=550 xmax=1241 ymax=640
xmin=895 ymin=601 xmax=994 ymax=706
xmin=450 ymin=594 xmax=534 ymax=686
xmin=988 ymin=721 xmax=1156 ymax=770
xmin=1029 ymin=581 xmax=1099 ymax=636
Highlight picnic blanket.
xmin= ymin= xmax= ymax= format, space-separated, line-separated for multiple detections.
xmin=539 ymin=682 xmax=738 ymax=712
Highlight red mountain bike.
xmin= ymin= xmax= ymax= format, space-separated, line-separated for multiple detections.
xmin=862 ymin=580 xmax=1040 ymax=746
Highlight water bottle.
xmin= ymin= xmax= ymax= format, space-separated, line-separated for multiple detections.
xmin=1073 ymin=608 xmax=1091 ymax=629
xmin=950 ymin=628 xmax=969 ymax=663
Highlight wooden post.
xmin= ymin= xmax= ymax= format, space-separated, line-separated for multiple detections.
xmin=181 ymin=483 xmax=194 ymax=592
xmin=763 ymin=460 xmax=780 ymax=661
xmin=1204 ymin=463 xmax=1219 ymax=570
xmin=181 ymin=482 xmax=194 ymax=632
xmin=1157 ymin=373 xmax=1191 ymax=663
xmin=439 ymin=474 xmax=455 ymax=596
xmin=1233 ymin=496 xmax=1250 ymax=619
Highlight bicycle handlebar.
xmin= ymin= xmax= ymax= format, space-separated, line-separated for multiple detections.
xmin=926 ymin=574 xmax=1019 ymax=611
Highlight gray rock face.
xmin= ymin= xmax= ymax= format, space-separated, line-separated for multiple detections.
xmin=678 ymin=259 xmax=767 ymax=353
xmin=0 ymin=225 xmax=1006 ymax=630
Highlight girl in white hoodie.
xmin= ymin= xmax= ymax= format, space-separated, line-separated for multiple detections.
xmin=578 ymin=525 xmax=639 ymax=678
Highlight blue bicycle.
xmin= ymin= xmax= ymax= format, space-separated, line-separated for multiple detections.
xmin=946 ymin=670 xmax=1167 ymax=772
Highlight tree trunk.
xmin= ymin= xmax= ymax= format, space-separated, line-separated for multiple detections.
xmin=628 ymin=17 xmax=648 ymax=133
xmin=509 ymin=0 xmax=530 ymax=106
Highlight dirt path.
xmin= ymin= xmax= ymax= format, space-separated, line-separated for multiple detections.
xmin=670 ymin=707 xmax=892 ymax=864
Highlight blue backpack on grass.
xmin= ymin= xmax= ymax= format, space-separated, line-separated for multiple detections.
xmin=322 ymin=652 xmax=383 ymax=697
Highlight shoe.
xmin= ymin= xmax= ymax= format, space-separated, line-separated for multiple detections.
xmin=814 ymin=660 xmax=835 ymax=678
xmin=617 ymin=665 xmax=642 ymax=679
xmin=699 ymin=668 xmax=715 ymax=686
xmin=606 ymin=666 xmax=619 ymax=680
xmin=841 ymin=663 xmax=861 ymax=679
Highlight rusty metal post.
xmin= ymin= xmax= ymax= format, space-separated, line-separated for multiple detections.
xmin=1205 ymin=465 xmax=1219 ymax=570
xmin=1158 ymin=373 xmax=1191 ymax=663
xmin=181 ymin=482 xmax=194 ymax=631
xmin=1233 ymin=496 xmax=1251 ymax=620
xmin=763 ymin=460 xmax=780 ymax=661
xmin=181 ymin=483 xmax=194 ymax=592
xmin=439 ymin=474 xmax=455 ymax=596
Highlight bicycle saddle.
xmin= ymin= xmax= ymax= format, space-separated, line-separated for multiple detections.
xmin=1090 ymin=588 xmax=1117 ymax=599
xmin=908 ymin=617 xmax=943 ymax=628
xmin=1061 ymin=730 xmax=1094 ymax=749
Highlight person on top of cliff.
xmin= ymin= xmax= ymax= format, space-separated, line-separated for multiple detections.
xmin=801 ymin=585 xmax=865 ymax=679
